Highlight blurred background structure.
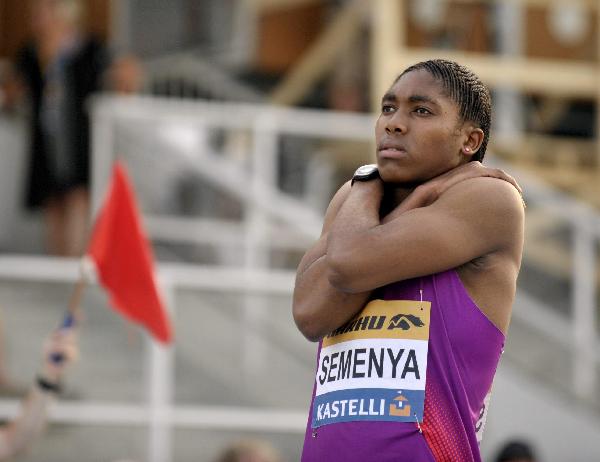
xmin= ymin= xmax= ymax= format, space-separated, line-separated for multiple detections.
xmin=1 ymin=0 xmax=600 ymax=461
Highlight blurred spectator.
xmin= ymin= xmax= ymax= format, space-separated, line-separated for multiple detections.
xmin=215 ymin=439 xmax=283 ymax=462
xmin=2 ymin=0 xmax=141 ymax=256
xmin=107 ymin=55 xmax=143 ymax=95
xmin=494 ymin=439 xmax=538 ymax=462
xmin=0 ymin=324 xmax=78 ymax=459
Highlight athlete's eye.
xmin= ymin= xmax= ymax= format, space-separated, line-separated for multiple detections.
xmin=414 ymin=107 xmax=432 ymax=115
xmin=382 ymin=104 xmax=395 ymax=114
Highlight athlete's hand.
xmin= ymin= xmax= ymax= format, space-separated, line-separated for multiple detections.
xmin=424 ymin=161 xmax=522 ymax=203
xmin=381 ymin=162 xmax=522 ymax=224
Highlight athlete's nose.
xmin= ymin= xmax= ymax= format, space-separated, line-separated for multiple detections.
xmin=385 ymin=112 xmax=407 ymax=134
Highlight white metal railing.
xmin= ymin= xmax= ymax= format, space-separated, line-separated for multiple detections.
xmin=0 ymin=256 xmax=304 ymax=462
xmin=89 ymin=96 xmax=374 ymax=462
xmin=92 ymin=97 xmax=600 ymax=367
xmin=492 ymin=160 xmax=600 ymax=400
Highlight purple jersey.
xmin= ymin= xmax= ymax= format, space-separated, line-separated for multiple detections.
xmin=301 ymin=269 xmax=504 ymax=462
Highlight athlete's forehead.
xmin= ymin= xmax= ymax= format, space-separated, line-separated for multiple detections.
xmin=382 ymin=69 xmax=451 ymax=109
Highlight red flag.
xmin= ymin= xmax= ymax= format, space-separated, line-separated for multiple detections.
xmin=87 ymin=161 xmax=173 ymax=343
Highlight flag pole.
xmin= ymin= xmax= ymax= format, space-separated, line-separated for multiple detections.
xmin=60 ymin=257 xmax=91 ymax=330
xmin=50 ymin=259 xmax=89 ymax=364
xmin=66 ymin=274 xmax=86 ymax=323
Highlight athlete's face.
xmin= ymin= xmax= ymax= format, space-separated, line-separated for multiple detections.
xmin=375 ymin=69 xmax=472 ymax=185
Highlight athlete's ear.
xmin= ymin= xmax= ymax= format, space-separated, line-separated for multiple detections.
xmin=462 ymin=127 xmax=484 ymax=158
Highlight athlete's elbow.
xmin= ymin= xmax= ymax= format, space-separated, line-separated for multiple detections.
xmin=326 ymin=253 xmax=364 ymax=294
xmin=296 ymin=320 xmax=325 ymax=343
xmin=292 ymin=289 xmax=325 ymax=341
xmin=292 ymin=304 xmax=326 ymax=342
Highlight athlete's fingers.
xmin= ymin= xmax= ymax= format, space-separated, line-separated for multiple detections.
xmin=456 ymin=164 xmax=521 ymax=194
xmin=487 ymin=168 xmax=522 ymax=194
xmin=430 ymin=163 xmax=523 ymax=200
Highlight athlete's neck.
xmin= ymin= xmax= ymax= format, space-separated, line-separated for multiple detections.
xmin=392 ymin=186 xmax=415 ymax=205
xmin=380 ymin=183 xmax=416 ymax=218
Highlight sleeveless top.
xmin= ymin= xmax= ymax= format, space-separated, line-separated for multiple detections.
xmin=301 ymin=269 xmax=504 ymax=462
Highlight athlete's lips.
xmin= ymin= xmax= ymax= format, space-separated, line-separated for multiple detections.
xmin=377 ymin=141 xmax=408 ymax=159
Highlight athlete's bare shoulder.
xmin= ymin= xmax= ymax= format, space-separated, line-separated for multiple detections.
xmin=436 ymin=175 xmax=525 ymax=252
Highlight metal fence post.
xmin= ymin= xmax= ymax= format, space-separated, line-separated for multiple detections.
xmin=147 ymin=276 xmax=176 ymax=462
xmin=572 ymin=221 xmax=597 ymax=399
xmin=242 ymin=114 xmax=279 ymax=378
xmin=90 ymin=98 xmax=116 ymax=218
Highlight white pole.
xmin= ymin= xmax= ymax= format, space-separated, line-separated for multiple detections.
xmin=147 ymin=278 xmax=175 ymax=462
xmin=90 ymin=99 xmax=116 ymax=218
xmin=572 ymin=222 xmax=597 ymax=399
xmin=242 ymin=115 xmax=278 ymax=378
xmin=494 ymin=1 xmax=525 ymax=145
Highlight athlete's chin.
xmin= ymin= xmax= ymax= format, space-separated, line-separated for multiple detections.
xmin=378 ymin=165 xmax=422 ymax=186
xmin=381 ymin=177 xmax=424 ymax=189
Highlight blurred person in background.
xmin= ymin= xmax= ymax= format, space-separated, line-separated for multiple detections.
xmin=214 ymin=439 xmax=283 ymax=462
xmin=293 ymin=59 xmax=524 ymax=461
xmin=494 ymin=439 xmax=538 ymax=462
xmin=0 ymin=324 xmax=78 ymax=459
xmin=1 ymin=0 xmax=142 ymax=257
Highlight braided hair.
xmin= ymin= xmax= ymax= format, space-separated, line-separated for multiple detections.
xmin=396 ymin=59 xmax=492 ymax=162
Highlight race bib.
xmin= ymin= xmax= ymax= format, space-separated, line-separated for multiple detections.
xmin=312 ymin=299 xmax=431 ymax=428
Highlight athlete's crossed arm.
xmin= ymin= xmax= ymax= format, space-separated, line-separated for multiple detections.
xmin=293 ymin=163 xmax=524 ymax=342
xmin=293 ymin=181 xmax=372 ymax=342
xmin=326 ymin=176 xmax=524 ymax=293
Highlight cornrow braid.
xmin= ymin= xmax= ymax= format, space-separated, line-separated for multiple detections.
xmin=396 ymin=59 xmax=492 ymax=162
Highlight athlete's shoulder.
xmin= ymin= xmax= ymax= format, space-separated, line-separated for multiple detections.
xmin=436 ymin=176 xmax=524 ymax=250
xmin=440 ymin=176 xmax=524 ymax=218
